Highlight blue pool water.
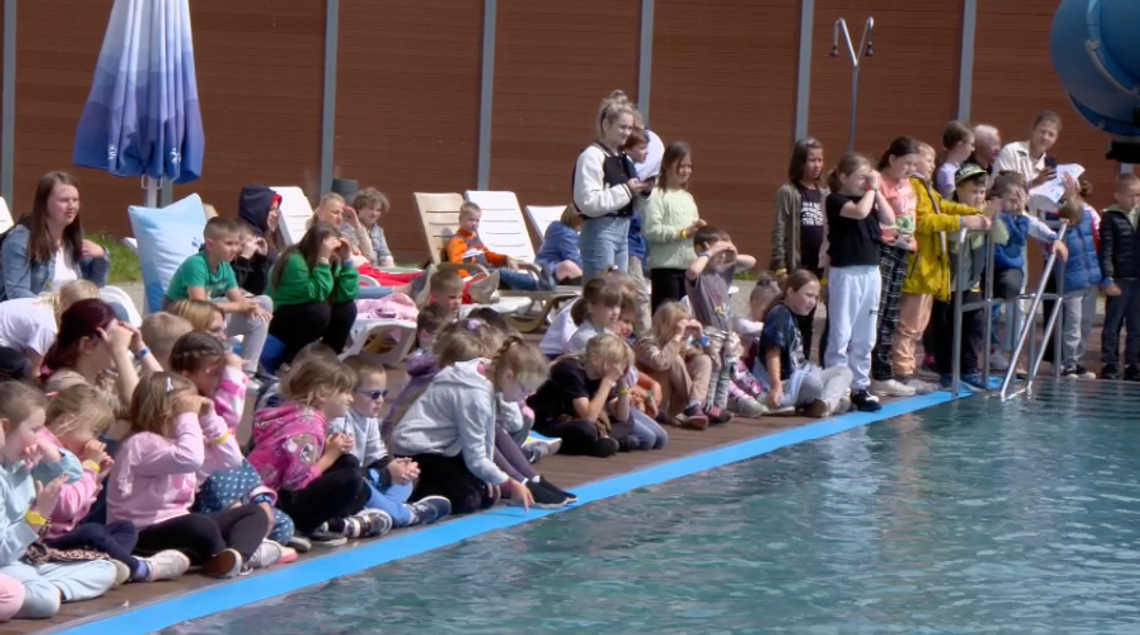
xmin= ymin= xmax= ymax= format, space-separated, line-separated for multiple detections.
xmin=163 ymin=381 xmax=1140 ymax=634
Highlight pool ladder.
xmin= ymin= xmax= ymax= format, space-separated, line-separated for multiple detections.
xmin=949 ymin=225 xmax=1068 ymax=401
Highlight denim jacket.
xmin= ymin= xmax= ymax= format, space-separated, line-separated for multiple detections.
xmin=0 ymin=224 xmax=110 ymax=300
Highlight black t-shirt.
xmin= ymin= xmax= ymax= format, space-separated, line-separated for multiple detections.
xmin=797 ymin=185 xmax=825 ymax=274
xmin=527 ymin=358 xmax=600 ymax=423
xmin=825 ymin=193 xmax=881 ymax=268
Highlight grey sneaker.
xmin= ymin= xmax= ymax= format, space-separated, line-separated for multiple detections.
xmin=405 ymin=496 xmax=452 ymax=526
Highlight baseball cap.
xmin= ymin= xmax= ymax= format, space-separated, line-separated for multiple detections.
xmin=955 ymin=163 xmax=988 ymax=186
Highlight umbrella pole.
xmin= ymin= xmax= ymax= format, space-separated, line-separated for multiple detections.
xmin=144 ymin=176 xmax=160 ymax=208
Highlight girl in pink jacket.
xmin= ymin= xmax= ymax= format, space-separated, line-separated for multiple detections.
xmin=248 ymin=356 xmax=388 ymax=544
xmin=107 ymin=373 xmax=269 ymax=578
xmin=41 ymin=385 xmax=188 ymax=583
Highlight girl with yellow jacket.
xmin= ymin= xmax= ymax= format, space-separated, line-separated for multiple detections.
xmin=892 ymin=149 xmax=991 ymax=386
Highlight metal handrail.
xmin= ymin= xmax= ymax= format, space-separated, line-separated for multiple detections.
xmin=998 ymin=224 xmax=1067 ymax=400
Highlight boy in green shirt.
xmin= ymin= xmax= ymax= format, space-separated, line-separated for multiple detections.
xmin=164 ymin=217 xmax=273 ymax=375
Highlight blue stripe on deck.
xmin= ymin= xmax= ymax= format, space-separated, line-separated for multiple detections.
xmin=56 ymin=389 xmax=967 ymax=635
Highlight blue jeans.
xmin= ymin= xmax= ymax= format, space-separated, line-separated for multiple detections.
xmin=579 ymin=216 xmax=630 ymax=281
xmin=629 ymin=410 xmax=668 ymax=450
xmin=365 ymin=470 xmax=414 ymax=526
xmin=497 ymin=268 xmax=544 ymax=291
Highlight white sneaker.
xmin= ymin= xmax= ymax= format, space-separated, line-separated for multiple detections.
xmin=245 ymin=540 xmax=285 ymax=571
xmin=836 ymin=395 xmax=852 ymax=414
xmin=871 ymin=379 xmax=916 ymax=397
xmin=989 ymin=350 xmax=1010 ymax=371
xmin=111 ymin=560 xmax=130 ymax=586
xmin=141 ymin=549 xmax=191 ymax=582
xmin=901 ymin=376 xmax=938 ymax=395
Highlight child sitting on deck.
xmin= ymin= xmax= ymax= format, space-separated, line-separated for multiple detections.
xmin=685 ymin=225 xmax=757 ymax=424
xmin=41 ymin=385 xmax=189 ymax=583
xmin=0 ymin=383 xmax=118 ymax=619
xmin=248 ymin=357 xmax=390 ymax=544
xmin=108 ymin=373 xmax=269 ymax=579
xmin=390 ymin=337 xmax=547 ymax=513
xmin=565 ymin=279 xmax=624 ymax=355
xmin=758 ymin=270 xmax=853 ymax=417
xmin=634 ymin=302 xmax=713 ymax=429
xmin=534 ymin=207 xmax=585 ymax=287
xmin=139 ymin=312 xmax=194 ymax=371
xmin=328 ymin=356 xmax=452 ymax=527
xmin=528 ymin=334 xmax=638 ymax=457
xmin=447 ymin=202 xmax=550 ymax=292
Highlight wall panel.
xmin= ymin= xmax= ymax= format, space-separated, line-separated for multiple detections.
xmin=335 ymin=0 xmax=483 ymax=263
xmin=650 ymin=0 xmax=799 ymax=263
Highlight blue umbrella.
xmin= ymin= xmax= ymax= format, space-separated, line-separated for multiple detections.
xmin=73 ymin=0 xmax=204 ymax=205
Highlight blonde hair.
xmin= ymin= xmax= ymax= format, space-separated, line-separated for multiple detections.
xmin=140 ymin=312 xmax=194 ymax=365
xmin=459 ymin=201 xmax=481 ymax=219
xmin=166 ymin=299 xmax=223 ymax=332
xmin=47 ymin=384 xmax=113 ymax=438
xmin=35 ymin=280 xmax=101 ymax=321
xmin=343 ymin=355 xmax=385 ymax=387
xmin=0 ymin=382 xmax=47 ymax=437
xmin=917 ymin=141 xmax=936 ymax=160
xmin=583 ymin=333 xmax=633 ymax=373
xmin=434 ymin=319 xmax=504 ymax=367
xmin=284 ymin=356 xmax=357 ymax=408
xmin=129 ymin=372 xmax=197 ymax=439
xmin=597 ymin=91 xmax=636 ymax=137
xmin=487 ymin=336 xmax=550 ymax=391
xmin=276 ymin=342 xmax=338 ymax=399
xmin=651 ymin=301 xmax=693 ymax=345
xmin=318 ymin=192 xmax=346 ymax=209
xmin=558 ymin=207 xmax=584 ymax=230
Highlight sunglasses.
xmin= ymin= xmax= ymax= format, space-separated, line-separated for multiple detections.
xmin=357 ymin=389 xmax=388 ymax=401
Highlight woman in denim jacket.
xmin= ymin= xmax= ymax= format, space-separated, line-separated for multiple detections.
xmin=0 ymin=172 xmax=109 ymax=301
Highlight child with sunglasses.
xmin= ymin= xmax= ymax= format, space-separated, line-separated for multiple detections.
xmin=329 ymin=356 xmax=452 ymax=528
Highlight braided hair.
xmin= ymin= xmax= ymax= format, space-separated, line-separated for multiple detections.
xmin=169 ymin=331 xmax=227 ymax=374
xmin=486 ymin=335 xmax=550 ymax=391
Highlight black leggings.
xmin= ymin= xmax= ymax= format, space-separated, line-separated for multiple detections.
xmin=650 ymin=268 xmax=687 ymax=313
xmin=277 ymin=454 xmax=369 ymax=535
xmin=408 ymin=453 xmax=499 ymax=515
xmin=534 ymin=417 xmax=631 ymax=456
xmin=136 ymin=505 xmax=269 ymax=564
xmin=47 ymin=520 xmax=140 ymax=570
xmin=268 ymin=300 xmax=358 ymax=365
xmin=932 ymin=291 xmax=984 ymax=377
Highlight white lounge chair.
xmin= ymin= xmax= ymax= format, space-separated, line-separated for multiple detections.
xmin=524 ymin=204 xmax=566 ymax=241
xmin=270 ymin=186 xmax=314 ymax=246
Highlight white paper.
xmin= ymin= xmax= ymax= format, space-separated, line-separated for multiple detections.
xmin=1029 ymin=163 xmax=1085 ymax=212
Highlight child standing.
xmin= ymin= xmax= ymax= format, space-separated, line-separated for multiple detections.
xmin=108 ymin=373 xmax=270 ymax=578
xmin=448 ymin=202 xmax=547 ymax=292
xmin=824 ymin=154 xmax=895 ymax=412
xmin=770 ymin=138 xmax=828 ymax=360
xmin=871 ymin=137 xmax=922 ymax=398
xmin=760 ymin=270 xmax=853 ymax=417
xmin=934 ymin=121 xmax=976 ymax=198
xmin=392 ymin=338 xmax=545 ymax=513
xmin=249 ymin=357 xmax=390 ymax=542
xmin=534 ymin=208 xmax=584 ymax=287
xmin=623 ymin=128 xmax=652 ymax=292
xmin=1042 ymin=179 xmax=1101 ymax=378
xmin=163 ymin=217 xmax=273 ymax=376
xmin=644 ymin=141 xmax=705 ymax=310
xmin=0 ymin=383 xmax=118 ymax=619
xmin=330 ymin=356 xmax=452 ymax=527
xmin=685 ymin=226 xmax=756 ymax=423
xmin=1099 ymin=173 xmax=1140 ymax=380
xmin=41 ymin=386 xmax=189 ymax=583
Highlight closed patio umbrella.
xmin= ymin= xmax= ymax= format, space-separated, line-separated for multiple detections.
xmin=73 ymin=0 xmax=203 ymax=207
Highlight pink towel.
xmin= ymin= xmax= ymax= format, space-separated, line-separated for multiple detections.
xmin=356 ymin=294 xmax=419 ymax=321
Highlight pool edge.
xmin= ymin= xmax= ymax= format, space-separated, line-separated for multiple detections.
xmin=55 ymin=389 xmax=968 ymax=635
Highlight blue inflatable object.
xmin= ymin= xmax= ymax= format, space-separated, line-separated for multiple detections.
xmin=1051 ymin=0 xmax=1140 ymax=140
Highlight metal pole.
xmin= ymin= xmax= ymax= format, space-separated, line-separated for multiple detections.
xmin=1000 ymin=225 xmax=1067 ymax=399
xmin=956 ymin=0 xmax=977 ymax=120
xmin=793 ymin=0 xmax=815 ymax=140
xmin=981 ymin=230 xmax=995 ymax=386
xmin=161 ymin=179 xmax=174 ymax=207
xmin=637 ymin=0 xmax=654 ymax=125
xmin=319 ymin=0 xmax=339 ymax=197
xmin=951 ymin=227 xmax=967 ymax=397
xmin=1 ymin=0 xmax=15 ymax=205
xmin=831 ymin=18 xmax=874 ymax=153
xmin=475 ymin=0 xmax=497 ymax=190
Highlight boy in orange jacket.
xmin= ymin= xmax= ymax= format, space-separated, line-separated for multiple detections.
xmin=447 ymin=202 xmax=550 ymax=291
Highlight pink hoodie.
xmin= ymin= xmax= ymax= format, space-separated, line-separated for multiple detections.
xmin=38 ymin=429 xmax=99 ymax=539
xmin=107 ymin=407 xmax=235 ymax=530
xmin=197 ymin=366 xmax=248 ymax=484
xmin=247 ymin=402 xmax=330 ymax=492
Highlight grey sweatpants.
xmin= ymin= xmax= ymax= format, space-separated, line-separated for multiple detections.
xmin=797 ymin=366 xmax=853 ymax=412
xmin=1 ymin=559 xmax=118 ymax=619
xmin=219 ymin=295 xmax=273 ymax=373
xmin=1059 ymin=286 xmax=1097 ymax=368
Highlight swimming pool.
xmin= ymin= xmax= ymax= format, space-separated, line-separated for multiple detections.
xmin=163 ymin=381 xmax=1140 ymax=635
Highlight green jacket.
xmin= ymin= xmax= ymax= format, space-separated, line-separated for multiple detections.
xmin=268 ymin=253 xmax=358 ymax=307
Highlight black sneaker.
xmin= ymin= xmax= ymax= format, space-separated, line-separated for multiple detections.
xmin=308 ymin=523 xmax=348 ymax=547
xmin=1126 ymin=365 xmax=1140 ymax=382
xmin=1060 ymin=365 xmax=1078 ymax=378
xmin=1102 ymin=364 xmax=1121 ymax=380
xmin=589 ymin=437 xmax=620 ymax=458
xmin=526 ymin=479 xmax=570 ymax=509
xmin=406 ymin=496 xmax=452 ymax=525
xmin=850 ymin=390 xmax=881 ymax=412
xmin=538 ymin=477 xmax=577 ymax=503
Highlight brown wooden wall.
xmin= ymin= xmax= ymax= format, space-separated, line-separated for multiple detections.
xmin=0 ymin=0 xmax=1128 ymax=266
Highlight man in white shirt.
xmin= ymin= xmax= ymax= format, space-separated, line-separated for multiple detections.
xmin=997 ymin=111 xmax=1061 ymax=189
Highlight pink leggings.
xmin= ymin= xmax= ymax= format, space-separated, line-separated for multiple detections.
xmin=0 ymin=573 xmax=25 ymax=621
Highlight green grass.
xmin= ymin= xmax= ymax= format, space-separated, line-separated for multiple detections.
xmin=91 ymin=234 xmax=141 ymax=285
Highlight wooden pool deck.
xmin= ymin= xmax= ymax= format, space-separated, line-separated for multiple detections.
xmin=2 ymin=319 xmax=1122 ymax=635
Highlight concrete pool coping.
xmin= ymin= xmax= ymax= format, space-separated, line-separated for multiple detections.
xmin=33 ymin=389 xmax=969 ymax=635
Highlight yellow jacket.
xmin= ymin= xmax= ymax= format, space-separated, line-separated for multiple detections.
xmin=903 ymin=177 xmax=982 ymax=300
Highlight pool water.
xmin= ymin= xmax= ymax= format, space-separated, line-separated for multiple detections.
xmin=164 ymin=381 xmax=1140 ymax=635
